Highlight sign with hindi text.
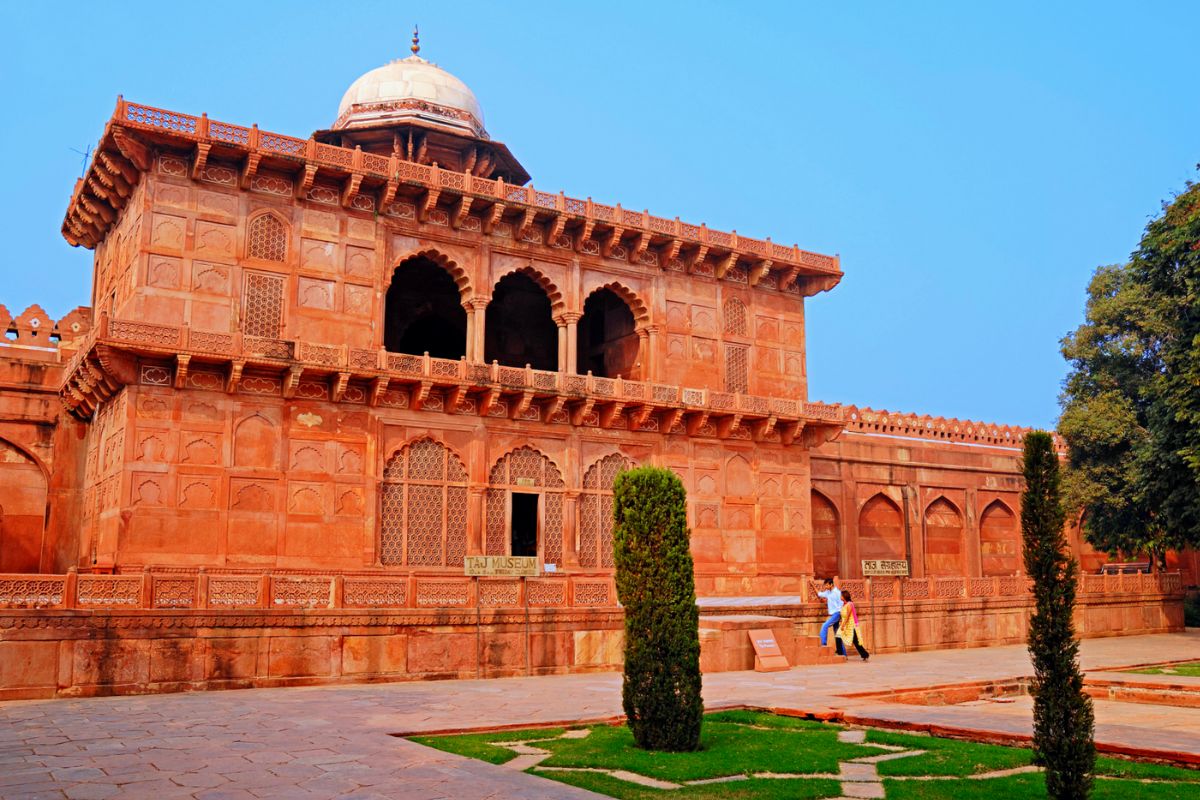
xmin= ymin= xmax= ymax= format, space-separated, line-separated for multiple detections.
xmin=749 ymin=628 xmax=790 ymax=672
xmin=464 ymin=555 xmax=539 ymax=577
xmin=861 ymin=559 xmax=910 ymax=577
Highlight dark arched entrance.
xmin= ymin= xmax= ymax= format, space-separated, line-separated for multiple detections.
xmin=484 ymin=272 xmax=558 ymax=371
xmin=577 ymin=288 xmax=638 ymax=378
xmin=384 ymin=257 xmax=466 ymax=359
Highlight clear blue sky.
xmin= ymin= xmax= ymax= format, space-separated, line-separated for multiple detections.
xmin=3 ymin=1 xmax=1196 ymax=430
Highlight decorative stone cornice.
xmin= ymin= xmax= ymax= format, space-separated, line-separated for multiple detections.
xmin=62 ymin=99 xmax=842 ymax=298
xmin=58 ymin=316 xmax=846 ymax=446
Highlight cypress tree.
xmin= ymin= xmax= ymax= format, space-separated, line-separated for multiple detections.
xmin=612 ymin=466 xmax=702 ymax=752
xmin=1022 ymin=431 xmax=1095 ymax=799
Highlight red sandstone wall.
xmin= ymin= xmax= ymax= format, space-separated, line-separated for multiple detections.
xmin=122 ymin=164 xmax=808 ymax=401
xmin=0 ymin=576 xmax=1181 ymax=700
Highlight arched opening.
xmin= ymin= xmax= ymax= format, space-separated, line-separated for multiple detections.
xmin=485 ymin=446 xmax=565 ymax=565
xmin=980 ymin=500 xmax=1020 ymax=577
xmin=924 ymin=497 xmax=964 ymax=577
xmin=384 ymin=257 xmax=466 ymax=359
xmin=484 ymin=272 xmax=558 ymax=371
xmin=0 ymin=440 xmax=47 ymax=573
xmin=811 ymin=490 xmax=840 ymax=579
xmin=577 ymin=289 xmax=638 ymax=378
xmin=858 ymin=494 xmax=905 ymax=571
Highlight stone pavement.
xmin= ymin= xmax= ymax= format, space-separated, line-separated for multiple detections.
xmin=0 ymin=631 xmax=1197 ymax=799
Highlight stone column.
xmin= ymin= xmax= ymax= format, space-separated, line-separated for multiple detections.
xmin=467 ymin=487 xmax=486 ymax=556
xmin=562 ymin=312 xmax=582 ymax=373
xmin=469 ymin=297 xmax=489 ymax=363
xmin=462 ymin=302 xmax=476 ymax=361
xmin=555 ymin=316 xmax=568 ymax=372
xmin=562 ymin=491 xmax=581 ymax=569
xmin=644 ymin=324 xmax=660 ymax=382
xmin=964 ymin=488 xmax=982 ymax=578
xmin=636 ymin=327 xmax=651 ymax=382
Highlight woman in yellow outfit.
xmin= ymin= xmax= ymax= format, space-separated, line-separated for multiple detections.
xmin=837 ymin=589 xmax=870 ymax=661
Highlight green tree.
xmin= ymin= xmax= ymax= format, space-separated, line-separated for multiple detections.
xmin=612 ymin=466 xmax=702 ymax=752
xmin=1130 ymin=180 xmax=1200 ymax=545
xmin=1058 ymin=263 xmax=1175 ymax=563
xmin=1022 ymin=431 xmax=1095 ymax=800
xmin=1059 ymin=177 xmax=1200 ymax=562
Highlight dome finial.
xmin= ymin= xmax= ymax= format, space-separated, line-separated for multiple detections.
xmin=410 ymin=25 xmax=420 ymax=56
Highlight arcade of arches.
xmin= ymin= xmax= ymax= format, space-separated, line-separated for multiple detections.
xmin=384 ymin=260 xmax=647 ymax=380
xmin=804 ymin=488 xmax=1029 ymax=580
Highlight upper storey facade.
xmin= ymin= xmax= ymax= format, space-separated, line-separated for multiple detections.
xmin=60 ymin=48 xmax=842 ymax=433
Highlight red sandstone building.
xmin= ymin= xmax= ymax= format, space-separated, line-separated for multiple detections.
xmin=0 ymin=43 xmax=1191 ymax=697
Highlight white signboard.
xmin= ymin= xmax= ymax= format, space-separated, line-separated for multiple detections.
xmin=464 ymin=555 xmax=539 ymax=577
xmin=861 ymin=559 xmax=910 ymax=577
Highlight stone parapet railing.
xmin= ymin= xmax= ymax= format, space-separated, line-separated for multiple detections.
xmin=65 ymin=98 xmax=841 ymax=295
xmin=804 ymin=572 xmax=1183 ymax=604
xmin=842 ymin=405 xmax=1066 ymax=451
xmin=2 ymin=570 xmax=1180 ymax=613
xmin=62 ymin=315 xmax=845 ymax=437
xmin=0 ymin=570 xmax=618 ymax=611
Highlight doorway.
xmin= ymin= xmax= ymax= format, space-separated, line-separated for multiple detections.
xmin=511 ymin=492 xmax=539 ymax=557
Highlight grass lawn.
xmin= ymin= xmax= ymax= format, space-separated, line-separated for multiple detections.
xmin=409 ymin=711 xmax=1200 ymax=799
xmin=865 ymin=728 xmax=1033 ymax=776
xmin=1123 ymin=660 xmax=1200 ymax=677
xmin=408 ymin=726 xmax=565 ymax=765
xmin=884 ymin=773 xmax=1199 ymax=800
xmin=544 ymin=771 xmax=842 ymax=800
xmin=534 ymin=716 xmax=877 ymax=781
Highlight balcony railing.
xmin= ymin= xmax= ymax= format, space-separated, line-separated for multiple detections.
xmin=92 ymin=316 xmax=845 ymax=427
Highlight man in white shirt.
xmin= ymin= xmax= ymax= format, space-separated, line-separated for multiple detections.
xmin=817 ymin=577 xmax=846 ymax=656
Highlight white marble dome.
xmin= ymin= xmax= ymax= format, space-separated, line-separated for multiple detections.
xmin=334 ymin=55 xmax=486 ymax=137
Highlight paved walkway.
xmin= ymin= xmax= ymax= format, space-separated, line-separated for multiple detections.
xmin=0 ymin=631 xmax=1197 ymax=799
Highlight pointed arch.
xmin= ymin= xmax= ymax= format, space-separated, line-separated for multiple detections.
xmin=579 ymin=452 xmax=637 ymax=569
xmin=485 ymin=445 xmax=565 ymax=564
xmin=380 ymin=437 xmax=468 ymax=567
xmin=584 ymin=282 xmax=649 ymax=325
xmin=811 ymin=489 xmax=840 ymax=579
xmin=495 ymin=265 xmax=564 ymax=314
xmin=385 ymin=253 xmax=467 ymax=358
xmin=232 ymin=413 xmax=277 ymax=469
xmin=485 ymin=270 xmax=560 ymax=370
xmin=578 ymin=285 xmax=641 ymax=378
xmin=924 ymin=496 xmax=964 ymax=577
xmin=245 ymin=210 xmax=289 ymax=262
xmin=858 ymin=493 xmax=905 ymax=567
xmin=980 ymin=499 xmax=1020 ymax=577
xmin=390 ymin=247 xmax=471 ymax=298
xmin=0 ymin=438 xmax=47 ymax=573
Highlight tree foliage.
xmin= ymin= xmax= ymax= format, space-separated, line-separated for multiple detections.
xmin=1022 ymin=431 xmax=1095 ymax=799
xmin=612 ymin=466 xmax=702 ymax=752
xmin=1059 ymin=178 xmax=1200 ymax=560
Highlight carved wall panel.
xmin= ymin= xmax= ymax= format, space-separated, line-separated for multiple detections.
xmin=379 ymin=439 xmax=468 ymax=568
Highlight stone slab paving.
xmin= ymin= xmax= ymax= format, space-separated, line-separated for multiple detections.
xmin=0 ymin=631 xmax=1197 ymax=799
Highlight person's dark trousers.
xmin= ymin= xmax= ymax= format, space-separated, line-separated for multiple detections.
xmin=847 ymin=631 xmax=869 ymax=660
xmin=833 ymin=621 xmax=846 ymax=656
